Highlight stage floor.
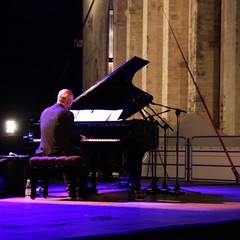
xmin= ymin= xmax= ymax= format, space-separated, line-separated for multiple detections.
xmin=1 ymin=178 xmax=240 ymax=240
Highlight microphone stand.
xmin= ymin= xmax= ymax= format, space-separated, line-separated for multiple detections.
xmin=152 ymin=102 xmax=201 ymax=195
xmin=160 ymin=122 xmax=172 ymax=192
xmin=172 ymin=108 xmax=201 ymax=195
xmin=142 ymin=108 xmax=167 ymax=194
xmin=147 ymin=104 xmax=173 ymax=193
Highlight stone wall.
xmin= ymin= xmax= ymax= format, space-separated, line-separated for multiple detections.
xmin=220 ymin=0 xmax=240 ymax=135
xmin=82 ymin=0 xmax=240 ymax=135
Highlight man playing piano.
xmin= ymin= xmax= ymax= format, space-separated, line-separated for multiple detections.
xmin=35 ymin=89 xmax=89 ymax=200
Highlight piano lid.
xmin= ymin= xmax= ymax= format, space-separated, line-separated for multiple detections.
xmin=72 ymin=56 xmax=153 ymax=120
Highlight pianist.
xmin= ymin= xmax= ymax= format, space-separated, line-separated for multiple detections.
xmin=35 ymin=89 xmax=89 ymax=200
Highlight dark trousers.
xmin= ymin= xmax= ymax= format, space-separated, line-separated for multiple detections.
xmin=63 ymin=167 xmax=89 ymax=198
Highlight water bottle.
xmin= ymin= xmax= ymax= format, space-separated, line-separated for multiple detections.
xmin=25 ymin=179 xmax=31 ymax=198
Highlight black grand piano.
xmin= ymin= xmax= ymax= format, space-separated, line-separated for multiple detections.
xmin=72 ymin=56 xmax=158 ymax=191
xmin=27 ymin=56 xmax=158 ymax=191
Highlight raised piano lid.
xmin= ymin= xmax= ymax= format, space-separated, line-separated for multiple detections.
xmin=72 ymin=56 xmax=154 ymax=120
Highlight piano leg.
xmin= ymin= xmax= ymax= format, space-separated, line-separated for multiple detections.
xmin=127 ymin=150 xmax=146 ymax=191
xmin=89 ymin=155 xmax=98 ymax=194
xmin=88 ymin=150 xmax=145 ymax=192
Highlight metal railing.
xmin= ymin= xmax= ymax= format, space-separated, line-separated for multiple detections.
xmin=142 ymin=135 xmax=240 ymax=183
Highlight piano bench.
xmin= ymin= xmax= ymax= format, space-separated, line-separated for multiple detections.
xmin=29 ymin=155 xmax=89 ymax=199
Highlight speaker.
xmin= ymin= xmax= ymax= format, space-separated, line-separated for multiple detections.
xmin=0 ymin=155 xmax=30 ymax=197
xmin=0 ymin=176 xmax=9 ymax=197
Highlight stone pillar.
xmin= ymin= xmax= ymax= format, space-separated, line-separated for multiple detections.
xmin=188 ymin=0 xmax=221 ymax=126
xmin=112 ymin=1 xmax=128 ymax=68
xmin=142 ymin=0 xmax=163 ymax=107
xmin=220 ymin=0 xmax=240 ymax=134
xmin=161 ymin=0 xmax=189 ymax=124
xmin=82 ymin=0 xmax=109 ymax=90
xmin=125 ymin=0 xmax=143 ymax=60
xmin=124 ymin=0 xmax=145 ymax=119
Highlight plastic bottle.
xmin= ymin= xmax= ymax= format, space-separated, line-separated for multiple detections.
xmin=25 ymin=179 xmax=31 ymax=198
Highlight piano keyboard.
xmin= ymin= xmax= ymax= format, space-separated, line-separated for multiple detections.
xmin=82 ymin=138 xmax=121 ymax=142
xmin=31 ymin=138 xmax=121 ymax=143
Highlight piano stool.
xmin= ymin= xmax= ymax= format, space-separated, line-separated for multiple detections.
xmin=29 ymin=155 xmax=90 ymax=199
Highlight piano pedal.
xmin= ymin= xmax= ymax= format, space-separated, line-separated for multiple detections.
xmin=127 ymin=180 xmax=141 ymax=192
xmin=88 ymin=171 xmax=103 ymax=180
xmin=135 ymin=189 xmax=145 ymax=200
xmin=118 ymin=176 xmax=129 ymax=188
xmin=112 ymin=172 xmax=119 ymax=179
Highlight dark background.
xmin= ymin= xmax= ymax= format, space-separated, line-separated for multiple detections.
xmin=0 ymin=1 xmax=83 ymax=136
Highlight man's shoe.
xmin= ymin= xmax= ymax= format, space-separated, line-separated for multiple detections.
xmin=77 ymin=191 xmax=89 ymax=199
xmin=71 ymin=196 xmax=77 ymax=201
xmin=68 ymin=192 xmax=77 ymax=201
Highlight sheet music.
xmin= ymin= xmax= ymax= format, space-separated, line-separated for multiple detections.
xmin=71 ymin=109 xmax=123 ymax=121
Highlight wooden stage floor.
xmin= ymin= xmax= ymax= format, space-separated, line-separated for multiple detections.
xmin=1 ymin=178 xmax=240 ymax=240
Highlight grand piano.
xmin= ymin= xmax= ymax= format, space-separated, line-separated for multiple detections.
xmin=72 ymin=56 xmax=158 ymax=191
xmin=27 ymin=56 xmax=158 ymax=191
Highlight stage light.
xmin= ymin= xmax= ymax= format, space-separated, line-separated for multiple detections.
xmin=5 ymin=120 xmax=18 ymax=135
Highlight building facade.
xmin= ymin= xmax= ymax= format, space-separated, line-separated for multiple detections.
xmin=82 ymin=0 xmax=240 ymax=136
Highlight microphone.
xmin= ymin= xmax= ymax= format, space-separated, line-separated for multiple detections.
xmin=150 ymin=101 xmax=166 ymax=108
xmin=161 ymin=109 xmax=170 ymax=114
xmin=150 ymin=102 xmax=187 ymax=114
xmin=146 ymin=109 xmax=170 ymax=119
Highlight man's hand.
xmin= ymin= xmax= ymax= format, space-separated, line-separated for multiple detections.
xmin=80 ymin=135 xmax=88 ymax=141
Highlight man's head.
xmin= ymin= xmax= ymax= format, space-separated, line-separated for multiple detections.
xmin=57 ymin=89 xmax=74 ymax=109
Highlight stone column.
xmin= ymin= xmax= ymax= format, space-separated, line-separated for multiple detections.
xmin=82 ymin=0 xmax=109 ymax=90
xmin=188 ymin=0 xmax=221 ymax=126
xmin=220 ymin=0 xmax=240 ymax=134
xmin=142 ymin=0 xmax=164 ymax=107
xmin=161 ymin=0 xmax=189 ymax=124
xmin=112 ymin=0 xmax=128 ymax=68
